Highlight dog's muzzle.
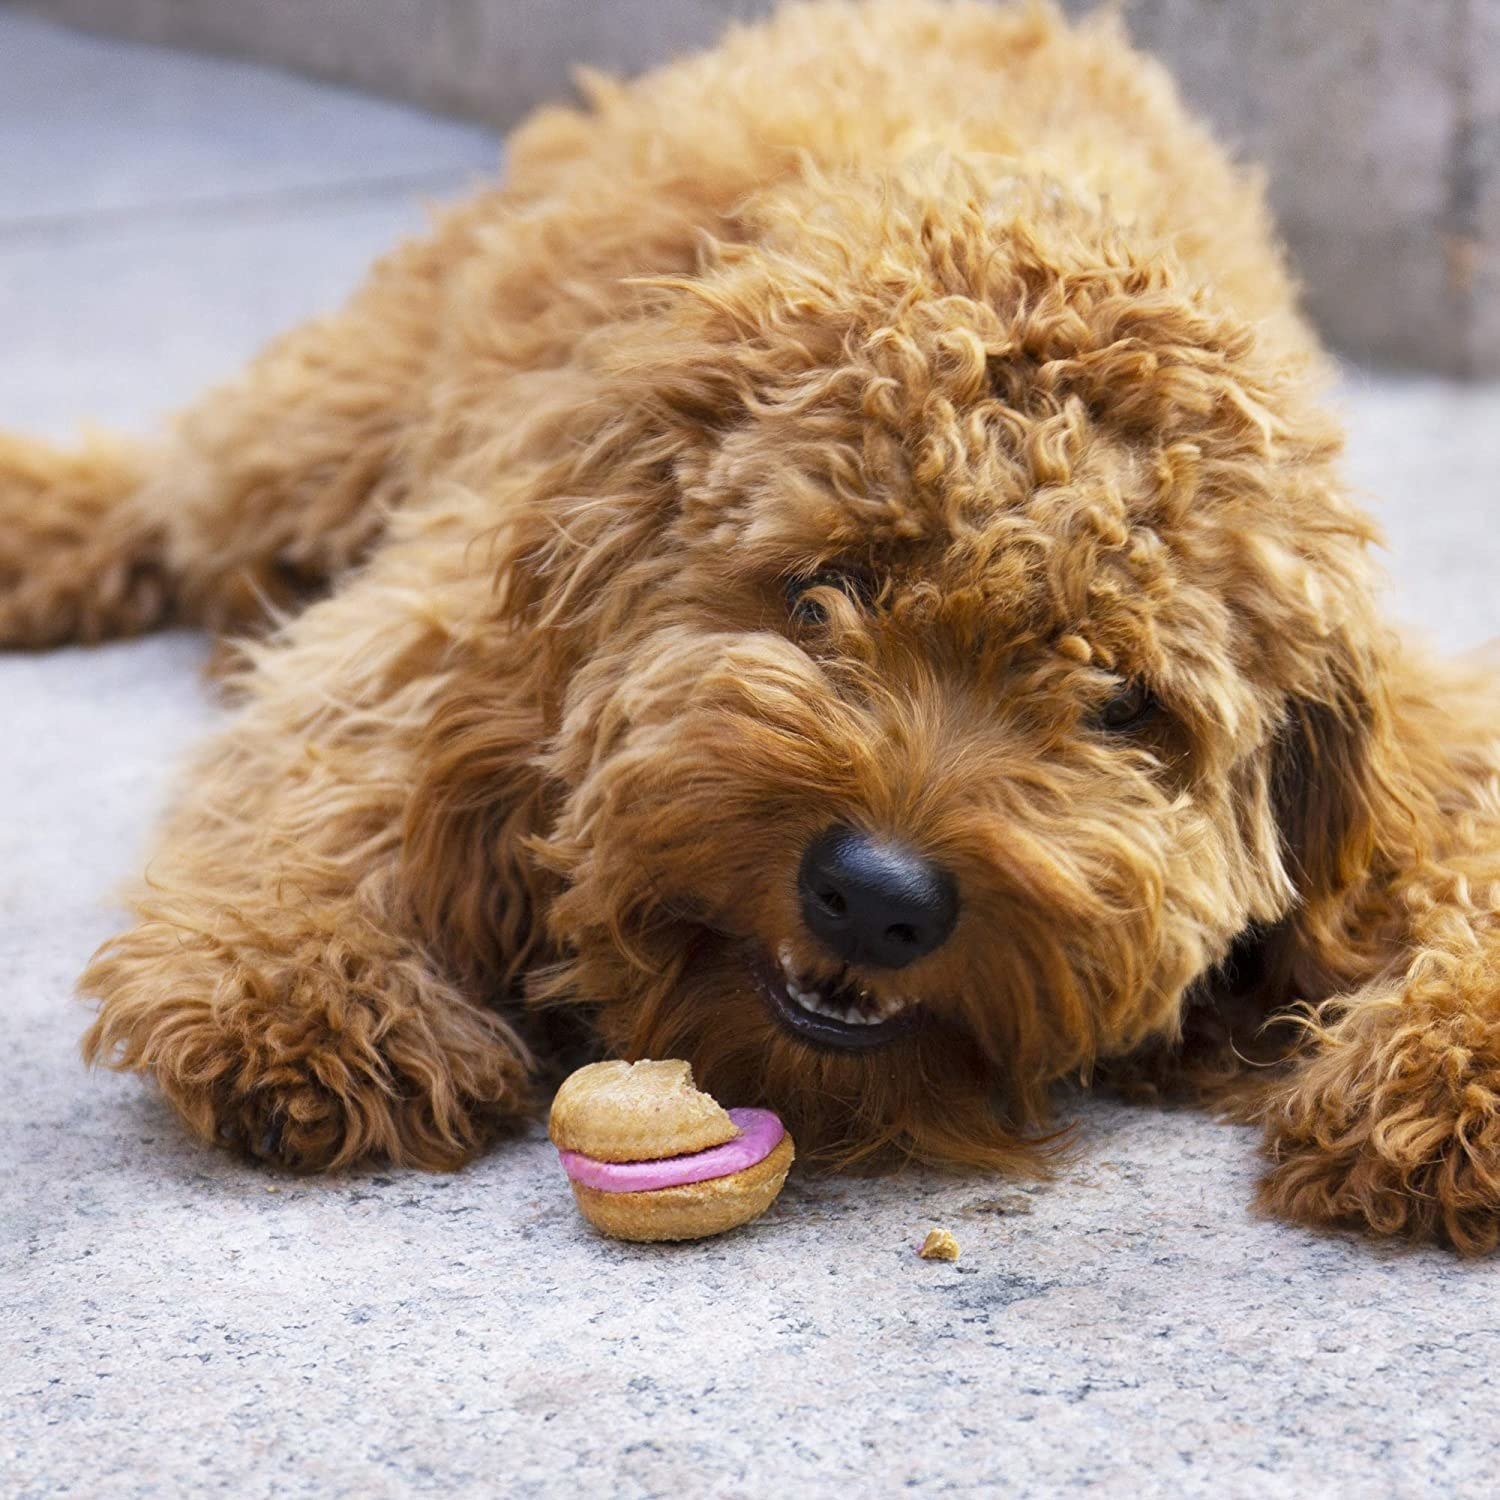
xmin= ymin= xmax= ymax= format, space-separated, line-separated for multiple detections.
xmin=750 ymin=826 xmax=959 ymax=1053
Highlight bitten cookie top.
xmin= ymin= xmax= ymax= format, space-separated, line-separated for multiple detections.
xmin=547 ymin=1058 xmax=742 ymax=1163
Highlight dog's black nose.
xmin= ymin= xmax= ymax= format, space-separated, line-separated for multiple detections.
xmin=797 ymin=825 xmax=958 ymax=970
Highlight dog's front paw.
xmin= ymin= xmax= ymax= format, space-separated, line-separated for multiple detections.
xmin=81 ymin=916 xmax=534 ymax=1172
xmin=1258 ymin=995 xmax=1500 ymax=1253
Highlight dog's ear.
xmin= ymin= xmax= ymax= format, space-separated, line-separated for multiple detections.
xmin=1271 ymin=633 xmax=1409 ymax=914
xmin=1274 ymin=693 xmax=1378 ymax=906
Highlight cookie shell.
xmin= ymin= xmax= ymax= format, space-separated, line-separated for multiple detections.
xmin=548 ymin=1059 xmax=740 ymax=1163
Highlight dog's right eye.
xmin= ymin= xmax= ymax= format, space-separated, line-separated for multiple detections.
xmin=784 ymin=570 xmax=871 ymax=627
xmin=1093 ymin=679 xmax=1159 ymax=734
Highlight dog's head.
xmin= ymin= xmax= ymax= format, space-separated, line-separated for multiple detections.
xmin=415 ymin=160 xmax=1393 ymax=1170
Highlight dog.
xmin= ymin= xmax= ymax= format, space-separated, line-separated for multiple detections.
xmin=5 ymin=0 xmax=1500 ymax=1252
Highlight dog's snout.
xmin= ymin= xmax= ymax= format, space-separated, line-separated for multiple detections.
xmin=797 ymin=825 xmax=958 ymax=970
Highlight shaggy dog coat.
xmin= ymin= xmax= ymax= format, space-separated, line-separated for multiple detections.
xmin=6 ymin=0 xmax=1500 ymax=1251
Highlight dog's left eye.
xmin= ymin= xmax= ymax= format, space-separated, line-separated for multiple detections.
xmin=1094 ymin=680 xmax=1157 ymax=733
xmin=784 ymin=570 xmax=871 ymax=627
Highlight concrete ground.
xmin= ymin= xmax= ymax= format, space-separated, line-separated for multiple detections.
xmin=2 ymin=11 xmax=1499 ymax=1498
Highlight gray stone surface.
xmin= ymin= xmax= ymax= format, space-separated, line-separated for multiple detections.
xmin=0 ymin=10 xmax=497 ymax=434
xmin=4 ymin=15 xmax=1500 ymax=1499
xmin=0 ymin=7 xmax=498 ymax=223
xmin=13 ymin=0 xmax=1500 ymax=377
xmin=1338 ymin=369 xmax=1500 ymax=657
xmin=1476 ymin=0 xmax=1500 ymax=384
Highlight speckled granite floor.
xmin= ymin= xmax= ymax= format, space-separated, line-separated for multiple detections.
xmin=3 ymin=12 xmax=1500 ymax=1498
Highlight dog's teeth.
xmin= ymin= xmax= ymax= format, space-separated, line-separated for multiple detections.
xmin=786 ymin=984 xmax=885 ymax=1025
xmin=774 ymin=955 xmax=918 ymax=1028
xmin=787 ymin=983 xmax=858 ymax=1024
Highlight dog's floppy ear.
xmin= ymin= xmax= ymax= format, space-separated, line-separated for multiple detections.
xmin=1271 ymin=633 xmax=1408 ymax=913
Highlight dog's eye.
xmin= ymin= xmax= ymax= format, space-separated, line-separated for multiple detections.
xmin=1094 ymin=680 xmax=1157 ymax=733
xmin=784 ymin=570 xmax=871 ymax=627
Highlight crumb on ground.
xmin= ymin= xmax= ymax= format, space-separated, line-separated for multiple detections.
xmin=919 ymin=1227 xmax=960 ymax=1261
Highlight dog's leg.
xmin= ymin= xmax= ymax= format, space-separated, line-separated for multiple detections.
xmin=0 ymin=431 xmax=170 ymax=647
xmin=1 ymin=197 xmax=495 ymax=649
xmin=80 ymin=550 xmax=539 ymax=1171
xmin=1259 ymin=956 xmax=1500 ymax=1254
xmin=1258 ymin=653 xmax=1500 ymax=1252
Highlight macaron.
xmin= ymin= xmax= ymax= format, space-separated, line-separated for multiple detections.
xmin=549 ymin=1059 xmax=795 ymax=1242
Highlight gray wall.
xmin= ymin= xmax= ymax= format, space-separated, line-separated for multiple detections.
xmin=15 ymin=0 xmax=1500 ymax=376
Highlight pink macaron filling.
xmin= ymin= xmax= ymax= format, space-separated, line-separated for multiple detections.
xmin=558 ymin=1107 xmax=785 ymax=1194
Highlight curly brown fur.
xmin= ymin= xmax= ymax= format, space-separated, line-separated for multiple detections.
xmin=10 ymin=0 xmax=1500 ymax=1248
